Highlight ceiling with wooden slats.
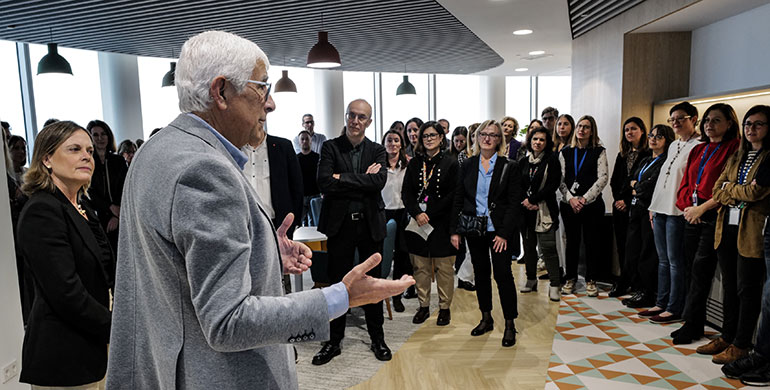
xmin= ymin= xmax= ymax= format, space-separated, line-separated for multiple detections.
xmin=568 ymin=0 xmax=646 ymax=38
xmin=0 ymin=0 xmax=504 ymax=74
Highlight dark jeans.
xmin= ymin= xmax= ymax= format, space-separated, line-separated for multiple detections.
xmin=560 ymin=199 xmax=605 ymax=282
xmin=718 ymin=224 xmax=766 ymax=349
xmin=756 ymin=220 xmax=770 ymax=358
xmin=327 ymin=217 xmax=384 ymax=344
xmin=612 ymin=206 xmax=630 ymax=281
xmin=622 ymin=205 xmax=658 ymax=295
xmin=385 ymin=208 xmax=412 ymax=297
xmin=522 ymin=222 xmax=561 ymax=286
xmin=681 ymin=212 xmax=718 ymax=329
xmin=466 ymin=232 xmax=518 ymax=320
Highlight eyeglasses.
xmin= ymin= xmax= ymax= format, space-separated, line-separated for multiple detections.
xmin=421 ymin=133 xmax=441 ymax=140
xmin=346 ymin=112 xmax=369 ymax=122
xmin=478 ymin=132 xmax=501 ymax=139
xmin=744 ymin=120 xmax=768 ymax=129
xmin=246 ymin=80 xmax=272 ymax=100
xmin=667 ymin=115 xmax=692 ymax=124
xmin=649 ymin=134 xmax=666 ymax=140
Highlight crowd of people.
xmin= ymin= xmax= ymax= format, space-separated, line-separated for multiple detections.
xmin=2 ymin=30 xmax=770 ymax=388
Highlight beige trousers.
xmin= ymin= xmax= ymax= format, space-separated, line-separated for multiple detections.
xmin=32 ymin=380 xmax=104 ymax=390
xmin=410 ymin=254 xmax=455 ymax=309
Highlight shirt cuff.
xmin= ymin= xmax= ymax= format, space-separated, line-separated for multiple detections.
xmin=321 ymin=282 xmax=349 ymax=321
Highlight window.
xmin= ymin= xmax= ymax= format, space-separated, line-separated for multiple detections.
xmin=537 ymin=76 xmax=571 ymax=118
xmin=266 ymin=65 xmax=315 ymax=142
xmin=343 ymin=71 xmax=377 ymax=140
xmin=0 ymin=40 xmax=26 ymax=138
xmin=436 ymin=74 xmax=482 ymax=132
xmin=505 ymin=76 xmax=531 ymax=134
xmin=380 ymin=72 xmax=430 ymax=132
xmin=137 ymin=56 xmax=181 ymax=139
xmin=29 ymin=43 xmax=103 ymax=130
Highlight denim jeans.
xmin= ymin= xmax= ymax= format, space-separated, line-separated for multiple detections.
xmin=653 ymin=213 xmax=686 ymax=314
xmin=755 ymin=219 xmax=770 ymax=358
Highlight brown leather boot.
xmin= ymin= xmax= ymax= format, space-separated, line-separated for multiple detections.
xmin=712 ymin=345 xmax=749 ymax=364
xmin=696 ymin=337 xmax=730 ymax=355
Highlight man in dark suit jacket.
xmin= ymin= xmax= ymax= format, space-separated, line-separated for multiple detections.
xmin=314 ymin=99 xmax=390 ymax=365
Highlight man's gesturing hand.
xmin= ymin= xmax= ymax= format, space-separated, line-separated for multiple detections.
xmin=342 ymin=253 xmax=415 ymax=307
xmin=277 ymin=213 xmax=313 ymax=275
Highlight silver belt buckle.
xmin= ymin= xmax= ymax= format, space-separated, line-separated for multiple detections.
xmin=351 ymin=212 xmax=363 ymax=221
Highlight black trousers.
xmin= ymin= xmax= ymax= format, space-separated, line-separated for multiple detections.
xmin=621 ymin=205 xmax=658 ymax=295
xmin=385 ymin=209 xmax=412 ymax=292
xmin=718 ymin=224 xmax=766 ymax=349
xmin=560 ymin=199 xmax=605 ymax=282
xmin=327 ymin=216 xmax=384 ymax=344
xmin=681 ymin=214 xmax=718 ymax=328
xmin=466 ymin=232 xmax=518 ymax=320
xmin=612 ymin=206 xmax=629 ymax=281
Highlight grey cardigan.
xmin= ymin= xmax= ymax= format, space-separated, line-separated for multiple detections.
xmin=106 ymin=114 xmax=330 ymax=389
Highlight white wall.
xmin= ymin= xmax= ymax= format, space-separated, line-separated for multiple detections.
xmin=689 ymin=2 xmax=770 ymax=96
xmin=0 ymin=142 xmax=28 ymax=389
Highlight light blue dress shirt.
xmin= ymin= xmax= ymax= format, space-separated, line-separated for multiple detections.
xmin=475 ymin=153 xmax=497 ymax=232
xmin=187 ymin=113 xmax=349 ymax=320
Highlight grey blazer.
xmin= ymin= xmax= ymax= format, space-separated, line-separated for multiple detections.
xmin=106 ymin=114 xmax=330 ymax=389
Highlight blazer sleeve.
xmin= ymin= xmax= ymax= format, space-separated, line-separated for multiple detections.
xmin=450 ymin=159 xmax=466 ymax=234
xmin=528 ymin=155 xmax=562 ymax=204
xmin=498 ymin=160 xmax=522 ymax=239
xmin=171 ymin=159 xmax=330 ymax=352
xmin=316 ymin=141 xmax=344 ymax=195
xmin=610 ymin=153 xmax=625 ymax=201
xmin=712 ymin=154 xmax=770 ymax=204
xmin=583 ymin=149 xmax=609 ymax=204
xmin=401 ymin=158 xmax=423 ymax=218
xmin=558 ymin=152 xmax=573 ymax=202
xmin=337 ymin=144 xmax=387 ymax=192
xmin=427 ymin=158 xmax=458 ymax=219
xmin=18 ymin=199 xmax=112 ymax=342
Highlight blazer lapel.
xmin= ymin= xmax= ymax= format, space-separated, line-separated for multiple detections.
xmin=59 ymin=197 xmax=111 ymax=284
xmin=489 ymin=157 xmax=507 ymax=200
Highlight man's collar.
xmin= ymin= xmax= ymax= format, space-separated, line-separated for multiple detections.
xmin=186 ymin=113 xmax=248 ymax=169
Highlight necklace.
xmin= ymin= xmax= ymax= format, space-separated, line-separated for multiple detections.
xmin=662 ymin=138 xmax=695 ymax=189
xmin=75 ymin=203 xmax=87 ymax=218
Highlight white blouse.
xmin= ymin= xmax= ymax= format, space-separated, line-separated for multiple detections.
xmin=382 ymin=166 xmax=406 ymax=210
xmin=648 ymin=137 xmax=701 ymax=216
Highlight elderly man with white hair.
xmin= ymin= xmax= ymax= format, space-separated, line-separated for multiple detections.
xmin=106 ymin=31 xmax=414 ymax=389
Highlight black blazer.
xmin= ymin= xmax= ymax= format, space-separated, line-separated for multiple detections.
xmin=265 ymin=135 xmax=304 ymax=237
xmin=610 ymin=149 xmax=651 ymax=205
xmin=451 ymin=154 xmax=522 ymax=240
xmin=17 ymin=189 xmax=113 ymax=386
xmin=519 ymin=152 xmax=562 ymax=228
xmin=317 ymin=135 xmax=387 ymax=241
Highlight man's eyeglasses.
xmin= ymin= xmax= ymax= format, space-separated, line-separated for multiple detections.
xmin=667 ymin=115 xmax=692 ymax=125
xmin=421 ymin=133 xmax=441 ymax=140
xmin=744 ymin=120 xmax=768 ymax=129
xmin=246 ymin=80 xmax=272 ymax=100
xmin=346 ymin=112 xmax=369 ymax=122
xmin=478 ymin=132 xmax=501 ymax=139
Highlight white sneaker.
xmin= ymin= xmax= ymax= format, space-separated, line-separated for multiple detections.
xmin=549 ymin=286 xmax=560 ymax=302
xmin=561 ymin=279 xmax=575 ymax=295
xmin=586 ymin=281 xmax=598 ymax=297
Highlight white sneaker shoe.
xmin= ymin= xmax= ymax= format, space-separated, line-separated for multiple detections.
xmin=549 ymin=286 xmax=560 ymax=302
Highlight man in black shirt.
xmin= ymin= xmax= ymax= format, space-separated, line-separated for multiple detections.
xmin=297 ymin=130 xmax=321 ymax=226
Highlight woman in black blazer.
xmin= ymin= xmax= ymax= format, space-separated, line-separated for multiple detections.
xmin=17 ymin=121 xmax=113 ymax=388
xmin=87 ymin=120 xmax=128 ymax=253
xmin=451 ymin=119 xmax=522 ymax=347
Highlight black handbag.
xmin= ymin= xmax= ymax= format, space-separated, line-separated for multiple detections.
xmin=456 ymin=214 xmax=487 ymax=237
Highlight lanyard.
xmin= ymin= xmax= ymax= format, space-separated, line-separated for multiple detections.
xmin=695 ymin=143 xmax=721 ymax=188
xmin=637 ymin=155 xmax=662 ymax=182
xmin=573 ymin=148 xmax=587 ymax=178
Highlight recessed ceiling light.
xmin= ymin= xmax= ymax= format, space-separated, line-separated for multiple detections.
xmin=529 ymin=50 xmax=545 ymax=56
xmin=513 ymin=29 xmax=533 ymax=36
xmin=515 ymin=68 xmax=528 ymax=72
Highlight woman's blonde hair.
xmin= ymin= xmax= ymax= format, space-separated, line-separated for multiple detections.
xmin=571 ymin=115 xmax=601 ymax=148
xmin=22 ymin=121 xmax=93 ymax=197
xmin=472 ymin=120 xmax=507 ymax=157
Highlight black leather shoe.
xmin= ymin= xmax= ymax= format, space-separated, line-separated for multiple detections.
xmin=621 ymin=291 xmax=642 ymax=306
xmin=403 ymin=286 xmax=418 ymax=299
xmin=458 ymin=279 xmax=476 ymax=291
xmin=370 ymin=339 xmax=392 ymax=361
xmin=312 ymin=342 xmax=341 ymax=365
xmin=723 ymin=351 xmax=770 ymax=379
xmin=471 ymin=312 xmax=494 ymax=336
xmin=437 ymin=309 xmax=451 ymax=326
xmin=392 ymin=297 xmax=405 ymax=313
xmin=608 ymin=283 xmax=629 ymax=298
xmin=413 ymin=306 xmax=430 ymax=324
xmin=625 ymin=292 xmax=655 ymax=308
xmin=502 ymin=319 xmax=516 ymax=347
xmin=672 ymin=323 xmax=703 ymax=345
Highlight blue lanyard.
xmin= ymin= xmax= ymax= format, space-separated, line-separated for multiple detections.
xmin=637 ymin=155 xmax=662 ymax=182
xmin=573 ymin=148 xmax=587 ymax=178
xmin=695 ymin=143 xmax=721 ymax=188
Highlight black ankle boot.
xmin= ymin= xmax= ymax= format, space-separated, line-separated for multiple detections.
xmin=502 ymin=319 xmax=516 ymax=347
xmin=471 ymin=311 xmax=494 ymax=336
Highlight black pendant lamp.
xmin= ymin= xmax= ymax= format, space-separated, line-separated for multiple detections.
xmin=275 ymin=70 xmax=297 ymax=93
xmin=396 ymin=64 xmax=416 ymax=95
xmin=161 ymin=62 xmax=176 ymax=87
xmin=306 ymin=14 xmax=341 ymax=68
xmin=37 ymin=28 xmax=72 ymax=75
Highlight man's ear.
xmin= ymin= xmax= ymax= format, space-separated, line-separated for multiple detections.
xmin=210 ymin=76 xmax=228 ymax=110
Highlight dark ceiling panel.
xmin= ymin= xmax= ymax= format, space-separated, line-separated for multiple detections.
xmin=568 ymin=0 xmax=645 ymax=39
xmin=0 ymin=0 xmax=503 ymax=74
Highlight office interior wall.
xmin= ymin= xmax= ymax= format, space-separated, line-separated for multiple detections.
xmin=98 ymin=52 xmax=144 ymax=143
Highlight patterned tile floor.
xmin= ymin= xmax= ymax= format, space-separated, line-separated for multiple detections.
xmin=545 ymin=292 xmax=757 ymax=390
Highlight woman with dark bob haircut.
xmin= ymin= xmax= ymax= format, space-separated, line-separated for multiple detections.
xmin=17 ymin=121 xmax=113 ymax=388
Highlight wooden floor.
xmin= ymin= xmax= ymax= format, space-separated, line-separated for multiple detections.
xmin=352 ymin=263 xmax=559 ymax=390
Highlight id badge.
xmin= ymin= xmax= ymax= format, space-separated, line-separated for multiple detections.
xmin=419 ymin=202 xmax=427 ymax=212
xmin=570 ymin=182 xmax=580 ymax=193
xmin=728 ymin=207 xmax=740 ymax=225
xmin=692 ymin=191 xmax=698 ymax=206
xmin=631 ymin=198 xmax=638 ymax=206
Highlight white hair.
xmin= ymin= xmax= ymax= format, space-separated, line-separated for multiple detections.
xmin=176 ymin=30 xmax=270 ymax=113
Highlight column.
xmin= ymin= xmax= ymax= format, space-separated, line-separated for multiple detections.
xmin=314 ymin=70 xmax=345 ymax=140
xmin=479 ymin=75 xmax=506 ymax=121
xmin=97 ymin=52 xmax=144 ymax=143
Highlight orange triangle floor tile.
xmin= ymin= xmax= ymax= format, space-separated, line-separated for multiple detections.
xmin=666 ymin=379 xmax=698 ymax=389
xmin=587 ymin=358 xmax=613 ymax=368
xmin=547 ymin=370 xmax=574 ymax=381
xmin=651 ymin=367 xmax=680 ymax=378
xmin=607 ymin=353 xmax=633 ymax=362
xmin=598 ymin=369 xmax=627 ymax=379
xmin=631 ymin=374 xmax=661 ymax=385
xmin=567 ymin=364 xmax=594 ymax=374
